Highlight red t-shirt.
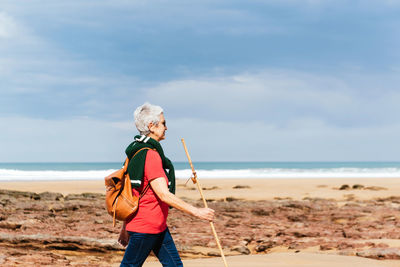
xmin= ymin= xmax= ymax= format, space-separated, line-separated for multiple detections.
xmin=125 ymin=149 xmax=169 ymax=234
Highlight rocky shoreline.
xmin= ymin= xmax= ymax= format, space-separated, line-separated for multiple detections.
xmin=0 ymin=188 xmax=399 ymax=266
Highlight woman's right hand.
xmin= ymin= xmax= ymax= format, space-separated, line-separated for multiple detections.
xmin=195 ymin=207 xmax=215 ymax=221
xmin=118 ymin=224 xmax=130 ymax=247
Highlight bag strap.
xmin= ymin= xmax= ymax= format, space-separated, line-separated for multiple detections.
xmin=123 ymin=147 xmax=153 ymax=174
xmin=132 ymin=147 xmax=153 ymax=160
xmin=139 ymin=183 xmax=150 ymax=198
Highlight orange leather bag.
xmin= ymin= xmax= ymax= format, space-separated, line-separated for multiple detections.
xmin=104 ymin=147 xmax=150 ymax=226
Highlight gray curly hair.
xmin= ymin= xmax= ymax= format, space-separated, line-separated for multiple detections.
xmin=134 ymin=102 xmax=164 ymax=135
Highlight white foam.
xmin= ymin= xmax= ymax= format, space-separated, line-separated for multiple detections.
xmin=0 ymin=168 xmax=399 ymax=181
xmin=0 ymin=169 xmax=117 ymax=181
xmin=175 ymin=168 xmax=400 ymax=179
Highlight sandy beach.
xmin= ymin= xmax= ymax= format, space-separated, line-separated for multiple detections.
xmin=0 ymin=177 xmax=399 ymax=266
xmin=0 ymin=177 xmax=399 ymax=201
xmin=144 ymin=253 xmax=400 ymax=267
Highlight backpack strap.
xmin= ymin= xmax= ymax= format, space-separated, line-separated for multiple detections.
xmin=132 ymin=147 xmax=152 ymax=160
xmin=124 ymin=147 xmax=153 ymax=174
xmin=139 ymin=183 xmax=151 ymax=198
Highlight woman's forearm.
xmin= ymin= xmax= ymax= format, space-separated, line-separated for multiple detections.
xmin=158 ymin=191 xmax=197 ymax=216
xmin=150 ymin=177 xmax=214 ymax=221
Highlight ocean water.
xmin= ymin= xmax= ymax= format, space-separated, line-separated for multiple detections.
xmin=0 ymin=162 xmax=400 ymax=181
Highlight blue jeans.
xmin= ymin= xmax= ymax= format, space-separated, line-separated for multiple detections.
xmin=120 ymin=228 xmax=183 ymax=267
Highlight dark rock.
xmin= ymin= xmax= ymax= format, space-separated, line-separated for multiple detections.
xmin=207 ymin=251 xmax=221 ymax=256
xmin=352 ymin=184 xmax=364 ymax=189
xmin=320 ymin=244 xmax=335 ymax=250
xmin=243 ymin=236 xmax=254 ymax=243
xmin=287 ymin=214 xmax=307 ymax=222
xmin=255 ymin=240 xmax=275 ymax=252
xmin=48 ymin=204 xmax=64 ymax=212
xmin=232 ymin=185 xmax=251 ymax=189
xmin=0 ymin=233 xmax=123 ymax=252
xmin=356 ymin=248 xmax=400 ymax=260
xmin=339 ymin=184 xmax=350 ymax=190
xmin=224 ymin=219 xmax=239 ymax=227
xmin=0 ymin=189 xmax=34 ymax=198
xmin=223 ymin=205 xmax=240 ymax=212
xmin=337 ymin=242 xmax=354 ymax=250
xmin=255 ymin=245 xmax=268 ymax=252
xmin=15 ymin=202 xmax=46 ymax=211
xmin=276 ymin=231 xmax=285 ymax=237
xmin=230 ymin=245 xmax=250 ymax=255
xmin=251 ymin=208 xmax=270 ymax=216
xmin=202 ymin=186 xmax=219 ymax=190
xmin=39 ymin=192 xmax=64 ymax=201
xmin=31 ymin=193 xmax=41 ymax=200
xmin=0 ymin=197 xmax=12 ymax=207
xmin=65 ymin=192 xmax=104 ymax=200
xmin=284 ymin=202 xmax=310 ymax=210
xmin=81 ymin=193 xmax=104 ymax=198
xmin=64 ymin=194 xmax=82 ymax=200
xmin=293 ymin=232 xmax=307 ymax=238
xmin=63 ymin=203 xmax=80 ymax=211
xmin=342 ymin=230 xmax=362 ymax=239
xmin=274 ymin=197 xmax=293 ymax=200
xmin=0 ymin=221 xmax=22 ymax=230
xmin=292 ymin=231 xmax=319 ymax=238
xmin=225 ymin=197 xmax=242 ymax=202
xmin=222 ymin=212 xmax=242 ymax=219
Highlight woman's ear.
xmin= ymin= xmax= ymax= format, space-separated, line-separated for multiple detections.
xmin=148 ymin=122 xmax=154 ymax=133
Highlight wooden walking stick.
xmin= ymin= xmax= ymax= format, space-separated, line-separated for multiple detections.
xmin=181 ymin=138 xmax=229 ymax=267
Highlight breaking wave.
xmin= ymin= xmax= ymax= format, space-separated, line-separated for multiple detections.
xmin=1 ymin=167 xmax=400 ymax=181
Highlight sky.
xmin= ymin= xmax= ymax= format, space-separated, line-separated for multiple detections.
xmin=1 ymin=0 xmax=400 ymax=162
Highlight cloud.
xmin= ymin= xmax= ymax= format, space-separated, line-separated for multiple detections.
xmin=0 ymin=11 xmax=147 ymax=120
xmin=0 ymin=1 xmax=399 ymax=162
xmin=1 ymin=66 xmax=398 ymax=162
xmin=0 ymin=12 xmax=19 ymax=39
xmin=164 ymin=117 xmax=400 ymax=162
xmin=145 ymin=69 xmax=400 ymax=127
xmin=2 ymin=113 xmax=400 ymax=162
xmin=0 ymin=116 xmax=134 ymax=162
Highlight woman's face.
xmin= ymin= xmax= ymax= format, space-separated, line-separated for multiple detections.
xmin=149 ymin=113 xmax=167 ymax=141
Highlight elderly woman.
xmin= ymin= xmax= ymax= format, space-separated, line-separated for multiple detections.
xmin=119 ymin=102 xmax=214 ymax=267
